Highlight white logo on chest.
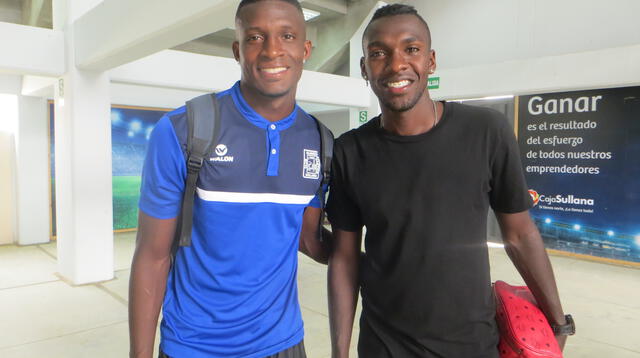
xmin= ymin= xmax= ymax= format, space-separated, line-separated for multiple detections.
xmin=303 ymin=149 xmax=320 ymax=179
xmin=215 ymin=144 xmax=228 ymax=156
xmin=210 ymin=144 xmax=234 ymax=162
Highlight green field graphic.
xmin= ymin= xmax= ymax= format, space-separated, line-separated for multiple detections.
xmin=112 ymin=176 xmax=142 ymax=230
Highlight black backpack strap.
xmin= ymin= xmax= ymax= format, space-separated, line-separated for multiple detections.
xmin=311 ymin=115 xmax=334 ymax=241
xmin=178 ymin=93 xmax=220 ymax=247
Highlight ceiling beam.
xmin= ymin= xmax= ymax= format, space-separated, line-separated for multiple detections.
xmin=21 ymin=75 xmax=57 ymax=97
xmin=301 ymin=0 xmax=347 ymax=16
xmin=305 ymin=0 xmax=378 ymax=72
xmin=110 ymin=50 xmax=370 ymax=107
xmin=0 ymin=22 xmax=65 ymax=76
xmin=23 ymin=0 xmax=47 ymax=27
xmin=74 ymin=0 xmax=237 ymax=71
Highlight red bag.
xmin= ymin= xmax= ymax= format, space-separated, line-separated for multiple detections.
xmin=493 ymin=281 xmax=562 ymax=358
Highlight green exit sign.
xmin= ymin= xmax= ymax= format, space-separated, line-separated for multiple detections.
xmin=359 ymin=110 xmax=368 ymax=123
xmin=428 ymin=76 xmax=440 ymax=89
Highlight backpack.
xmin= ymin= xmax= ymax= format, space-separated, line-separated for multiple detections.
xmin=174 ymin=93 xmax=334 ymax=249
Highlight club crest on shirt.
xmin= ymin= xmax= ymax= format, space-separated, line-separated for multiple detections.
xmin=303 ymin=149 xmax=320 ymax=179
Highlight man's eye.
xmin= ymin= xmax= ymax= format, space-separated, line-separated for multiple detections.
xmin=247 ymin=35 xmax=263 ymax=41
xmin=283 ymin=34 xmax=295 ymax=40
xmin=407 ymin=47 xmax=419 ymax=53
xmin=370 ymin=51 xmax=385 ymax=58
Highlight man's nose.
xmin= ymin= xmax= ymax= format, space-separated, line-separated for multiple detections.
xmin=261 ymin=36 xmax=283 ymax=59
xmin=389 ymin=50 xmax=409 ymax=73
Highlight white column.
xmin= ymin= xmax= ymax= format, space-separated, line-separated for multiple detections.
xmin=0 ymin=132 xmax=17 ymax=246
xmin=15 ymin=96 xmax=51 ymax=245
xmin=0 ymin=93 xmax=19 ymax=245
xmin=54 ymin=0 xmax=114 ymax=284
xmin=348 ymin=2 xmax=384 ymax=129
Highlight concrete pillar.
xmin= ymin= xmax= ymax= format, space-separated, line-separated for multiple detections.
xmin=0 ymin=93 xmax=18 ymax=245
xmin=53 ymin=0 xmax=114 ymax=284
xmin=15 ymin=96 xmax=51 ymax=245
xmin=0 ymin=133 xmax=16 ymax=246
xmin=348 ymin=2 xmax=383 ymax=129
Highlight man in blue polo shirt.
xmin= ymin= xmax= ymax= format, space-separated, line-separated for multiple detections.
xmin=128 ymin=1 xmax=329 ymax=357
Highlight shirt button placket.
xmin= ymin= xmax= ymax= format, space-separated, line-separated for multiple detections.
xmin=266 ymin=123 xmax=280 ymax=176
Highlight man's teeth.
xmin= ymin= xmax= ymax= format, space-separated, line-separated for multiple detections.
xmin=387 ymin=80 xmax=410 ymax=88
xmin=262 ymin=67 xmax=287 ymax=74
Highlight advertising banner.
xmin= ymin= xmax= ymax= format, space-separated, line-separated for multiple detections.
xmin=518 ymin=87 xmax=640 ymax=264
xmin=111 ymin=106 xmax=169 ymax=230
xmin=49 ymin=104 xmax=169 ymax=236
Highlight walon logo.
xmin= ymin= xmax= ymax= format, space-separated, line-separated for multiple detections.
xmin=211 ymin=144 xmax=234 ymax=162
xmin=215 ymin=144 xmax=228 ymax=156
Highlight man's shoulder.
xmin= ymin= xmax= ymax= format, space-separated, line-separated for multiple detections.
xmin=335 ymin=117 xmax=379 ymax=147
xmin=165 ymin=105 xmax=187 ymax=122
xmin=448 ymin=101 xmax=506 ymax=119
xmin=295 ymin=108 xmax=324 ymax=133
xmin=165 ymin=91 xmax=237 ymax=144
xmin=446 ymin=101 xmax=510 ymax=130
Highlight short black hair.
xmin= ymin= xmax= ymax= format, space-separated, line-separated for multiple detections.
xmin=235 ymin=0 xmax=303 ymax=18
xmin=363 ymin=4 xmax=431 ymax=47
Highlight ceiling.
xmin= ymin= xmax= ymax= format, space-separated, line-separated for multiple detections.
xmin=0 ymin=0 xmax=354 ymax=75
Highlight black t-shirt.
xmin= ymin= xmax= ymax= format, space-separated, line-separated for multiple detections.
xmin=326 ymin=102 xmax=533 ymax=357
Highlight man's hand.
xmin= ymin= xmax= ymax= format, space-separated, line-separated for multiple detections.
xmin=556 ymin=334 xmax=567 ymax=350
xmin=496 ymin=211 xmax=568 ymax=352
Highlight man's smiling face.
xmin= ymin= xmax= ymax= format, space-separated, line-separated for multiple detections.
xmin=233 ymin=0 xmax=311 ymax=100
xmin=361 ymin=14 xmax=435 ymax=112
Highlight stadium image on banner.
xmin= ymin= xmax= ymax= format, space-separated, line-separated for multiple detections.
xmin=49 ymin=103 xmax=170 ymax=237
xmin=517 ymin=86 xmax=640 ymax=265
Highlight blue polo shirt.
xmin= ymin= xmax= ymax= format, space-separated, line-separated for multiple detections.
xmin=139 ymin=82 xmax=323 ymax=357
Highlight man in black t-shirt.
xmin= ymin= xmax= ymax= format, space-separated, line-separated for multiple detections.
xmin=326 ymin=4 xmax=571 ymax=358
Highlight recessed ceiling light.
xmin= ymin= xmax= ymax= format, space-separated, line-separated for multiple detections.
xmin=302 ymin=8 xmax=320 ymax=21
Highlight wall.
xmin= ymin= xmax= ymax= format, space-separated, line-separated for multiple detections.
xmin=15 ymin=96 xmax=50 ymax=245
xmin=313 ymin=109 xmax=351 ymax=137
xmin=0 ymin=74 xmax=22 ymax=94
xmin=0 ymin=132 xmax=16 ymax=245
xmin=409 ymin=0 xmax=640 ymax=99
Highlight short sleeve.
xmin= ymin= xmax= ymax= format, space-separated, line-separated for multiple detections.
xmin=307 ymin=183 xmax=328 ymax=208
xmin=138 ymin=115 xmax=187 ymax=219
xmin=489 ymin=118 xmax=534 ymax=213
xmin=326 ymin=140 xmax=363 ymax=232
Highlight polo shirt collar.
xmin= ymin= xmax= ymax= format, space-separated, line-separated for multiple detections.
xmin=230 ymin=81 xmax=297 ymax=131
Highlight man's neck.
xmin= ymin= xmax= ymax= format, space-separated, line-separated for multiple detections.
xmin=381 ymin=96 xmax=437 ymax=136
xmin=239 ymin=82 xmax=296 ymax=122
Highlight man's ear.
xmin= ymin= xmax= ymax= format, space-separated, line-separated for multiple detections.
xmin=303 ymin=40 xmax=312 ymax=62
xmin=232 ymin=41 xmax=240 ymax=62
xmin=428 ymin=49 xmax=437 ymax=74
xmin=360 ymin=57 xmax=367 ymax=80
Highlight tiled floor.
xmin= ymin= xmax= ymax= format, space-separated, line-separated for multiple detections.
xmin=0 ymin=232 xmax=639 ymax=357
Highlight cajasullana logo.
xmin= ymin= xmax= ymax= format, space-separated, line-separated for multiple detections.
xmin=528 ymin=189 xmax=540 ymax=206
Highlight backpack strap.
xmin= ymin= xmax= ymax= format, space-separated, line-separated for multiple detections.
xmin=178 ymin=93 xmax=220 ymax=247
xmin=311 ymin=115 xmax=334 ymax=241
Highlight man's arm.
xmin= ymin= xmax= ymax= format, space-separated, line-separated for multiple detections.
xmin=495 ymin=210 xmax=568 ymax=349
xmin=299 ymin=206 xmax=332 ymax=264
xmin=328 ymin=227 xmax=362 ymax=358
xmin=129 ymin=211 xmax=177 ymax=358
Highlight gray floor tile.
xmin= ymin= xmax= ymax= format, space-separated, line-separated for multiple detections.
xmin=1 ymin=234 xmax=639 ymax=357
xmin=0 ymin=281 xmax=127 ymax=348
xmin=0 ymin=245 xmax=58 ymax=289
